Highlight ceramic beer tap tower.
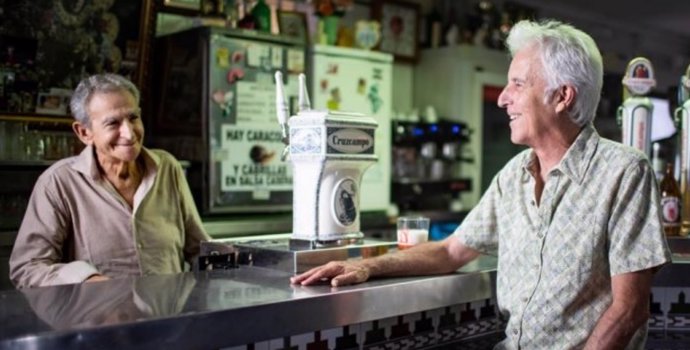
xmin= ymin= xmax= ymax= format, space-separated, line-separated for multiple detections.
xmin=617 ymin=57 xmax=656 ymax=158
xmin=275 ymin=71 xmax=378 ymax=247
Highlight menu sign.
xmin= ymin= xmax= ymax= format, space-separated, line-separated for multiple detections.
xmin=220 ymin=123 xmax=292 ymax=192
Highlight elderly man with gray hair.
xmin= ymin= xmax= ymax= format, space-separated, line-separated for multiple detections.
xmin=10 ymin=74 xmax=210 ymax=288
xmin=292 ymin=20 xmax=671 ymax=349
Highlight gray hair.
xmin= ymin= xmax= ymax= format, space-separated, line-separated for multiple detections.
xmin=70 ymin=74 xmax=140 ymax=127
xmin=505 ymin=20 xmax=603 ymax=126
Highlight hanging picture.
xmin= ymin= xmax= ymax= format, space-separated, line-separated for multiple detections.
xmin=277 ymin=10 xmax=309 ymax=44
xmin=372 ymin=0 xmax=420 ymax=63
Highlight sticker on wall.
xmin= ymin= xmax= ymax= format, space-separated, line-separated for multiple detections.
xmin=232 ymin=50 xmax=244 ymax=64
xmin=357 ymin=78 xmax=366 ymax=95
xmin=227 ymin=68 xmax=245 ymax=84
xmin=287 ymin=49 xmax=304 ymax=73
xmin=216 ymin=47 xmax=230 ymax=68
xmin=373 ymin=68 xmax=383 ymax=80
xmin=327 ymin=87 xmax=341 ymax=110
xmin=368 ymin=84 xmax=382 ymax=114
xmin=271 ymin=47 xmax=283 ymax=69
xmin=212 ymin=89 xmax=235 ymax=118
xmin=327 ymin=63 xmax=338 ymax=75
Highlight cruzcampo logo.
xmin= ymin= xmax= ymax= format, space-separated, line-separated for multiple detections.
xmin=326 ymin=128 xmax=374 ymax=154
xmin=622 ymin=57 xmax=656 ymax=96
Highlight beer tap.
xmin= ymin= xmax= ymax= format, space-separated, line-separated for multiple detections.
xmin=274 ymin=71 xmax=290 ymax=160
xmin=676 ymin=64 xmax=690 ymax=235
xmin=617 ymin=57 xmax=656 ymax=158
xmin=298 ymin=73 xmax=311 ymax=113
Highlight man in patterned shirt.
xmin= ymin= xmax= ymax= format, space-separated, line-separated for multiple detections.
xmin=291 ymin=20 xmax=671 ymax=349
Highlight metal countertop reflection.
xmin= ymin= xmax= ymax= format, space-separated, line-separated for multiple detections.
xmin=0 ymin=256 xmax=497 ymax=350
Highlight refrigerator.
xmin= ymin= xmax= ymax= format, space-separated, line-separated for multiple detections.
xmin=150 ymin=27 xmax=306 ymax=214
xmin=309 ymin=45 xmax=393 ymax=212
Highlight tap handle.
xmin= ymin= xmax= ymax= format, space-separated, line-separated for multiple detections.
xmin=298 ymin=73 xmax=311 ymax=112
xmin=274 ymin=71 xmax=289 ymax=125
xmin=274 ymin=71 xmax=290 ymax=144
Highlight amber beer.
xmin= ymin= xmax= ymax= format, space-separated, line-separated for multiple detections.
xmin=660 ymin=163 xmax=681 ymax=236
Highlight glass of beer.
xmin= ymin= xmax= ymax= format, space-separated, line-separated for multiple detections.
xmin=397 ymin=216 xmax=430 ymax=250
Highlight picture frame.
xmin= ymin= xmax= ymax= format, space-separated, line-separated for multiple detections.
xmin=277 ymin=10 xmax=309 ymax=44
xmin=372 ymin=0 xmax=420 ymax=63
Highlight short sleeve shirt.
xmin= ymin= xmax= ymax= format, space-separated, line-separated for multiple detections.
xmin=456 ymin=125 xmax=671 ymax=349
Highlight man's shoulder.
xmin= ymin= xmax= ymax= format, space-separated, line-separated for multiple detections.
xmin=38 ymin=156 xmax=81 ymax=181
xmin=595 ymin=138 xmax=649 ymax=168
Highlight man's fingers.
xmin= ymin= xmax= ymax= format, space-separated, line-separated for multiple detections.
xmin=290 ymin=266 xmax=321 ymax=284
xmin=331 ymin=268 xmax=367 ymax=287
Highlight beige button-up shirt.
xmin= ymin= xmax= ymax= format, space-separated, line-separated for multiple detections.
xmin=10 ymin=146 xmax=211 ymax=288
xmin=457 ymin=125 xmax=671 ymax=349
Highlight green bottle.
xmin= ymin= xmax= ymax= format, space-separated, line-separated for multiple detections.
xmin=251 ymin=0 xmax=271 ymax=32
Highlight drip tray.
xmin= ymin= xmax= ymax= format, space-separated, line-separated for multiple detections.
xmin=233 ymin=237 xmax=396 ymax=274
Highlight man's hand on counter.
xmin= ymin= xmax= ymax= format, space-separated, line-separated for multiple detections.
xmin=290 ymin=261 xmax=370 ymax=287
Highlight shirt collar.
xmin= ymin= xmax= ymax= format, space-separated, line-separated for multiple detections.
xmin=520 ymin=124 xmax=599 ymax=185
xmin=70 ymin=145 xmax=160 ymax=180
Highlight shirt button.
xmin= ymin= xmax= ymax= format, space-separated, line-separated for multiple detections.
xmin=533 ymin=264 xmax=540 ymax=269
xmin=522 ymin=297 xmax=528 ymax=303
xmin=513 ymin=328 xmax=519 ymax=335
xmin=137 ymin=243 xmax=143 ymax=249
xmin=530 ymin=200 xmax=536 ymax=206
xmin=537 ymin=233 xmax=544 ymax=238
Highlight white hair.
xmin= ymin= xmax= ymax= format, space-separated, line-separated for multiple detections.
xmin=505 ymin=20 xmax=603 ymax=126
xmin=70 ymin=74 xmax=140 ymax=127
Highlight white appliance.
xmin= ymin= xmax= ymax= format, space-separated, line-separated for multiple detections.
xmin=309 ymin=45 xmax=393 ymax=212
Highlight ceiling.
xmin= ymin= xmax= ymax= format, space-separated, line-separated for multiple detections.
xmin=518 ymin=0 xmax=690 ymax=42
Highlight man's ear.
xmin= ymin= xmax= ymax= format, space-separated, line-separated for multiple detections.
xmin=554 ymin=85 xmax=576 ymax=114
xmin=72 ymin=122 xmax=92 ymax=145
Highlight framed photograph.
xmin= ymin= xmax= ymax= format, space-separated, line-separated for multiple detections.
xmin=277 ymin=11 xmax=308 ymax=43
xmin=160 ymin=0 xmax=200 ymax=15
xmin=35 ymin=89 xmax=71 ymax=116
xmin=372 ymin=0 xmax=420 ymax=63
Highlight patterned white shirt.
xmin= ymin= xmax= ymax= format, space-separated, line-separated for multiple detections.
xmin=456 ymin=124 xmax=671 ymax=349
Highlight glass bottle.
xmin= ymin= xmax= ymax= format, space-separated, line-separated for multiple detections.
xmin=251 ymin=0 xmax=271 ymax=32
xmin=660 ymin=162 xmax=681 ymax=236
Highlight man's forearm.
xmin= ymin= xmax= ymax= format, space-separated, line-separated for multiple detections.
xmin=584 ymin=297 xmax=649 ymax=349
xmin=362 ymin=240 xmax=478 ymax=278
xmin=584 ymin=270 xmax=654 ymax=349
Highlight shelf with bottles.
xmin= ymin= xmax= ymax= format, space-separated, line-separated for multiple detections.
xmin=0 ymin=114 xmax=82 ymax=164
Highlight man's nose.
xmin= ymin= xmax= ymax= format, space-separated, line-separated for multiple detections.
xmin=497 ymin=87 xmax=509 ymax=108
xmin=120 ymin=121 xmax=134 ymax=139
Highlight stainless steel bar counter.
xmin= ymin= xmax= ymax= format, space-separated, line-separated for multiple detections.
xmin=0 ymin=256 xmax=498 ymax=350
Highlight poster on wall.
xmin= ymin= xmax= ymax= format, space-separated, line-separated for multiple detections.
xmin=220 ymin=123 xmax=292 ymax=193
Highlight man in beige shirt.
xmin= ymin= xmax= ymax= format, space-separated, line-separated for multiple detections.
xmin=292 ymin=20 xmax=671 ymax=349
xmin=10 ymin=74 xmax=211 ymax=288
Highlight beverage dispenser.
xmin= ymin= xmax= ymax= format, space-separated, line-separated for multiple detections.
xmin=676 ymin=64 xmax=690 ymax=235
xmin=617 ymin=57 xmax=656 ymax=157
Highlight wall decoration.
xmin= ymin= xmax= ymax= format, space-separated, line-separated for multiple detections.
xmin=372 ymin=0 xmax=420 ymax=63
xmin=277 ymin=10 xmax=309 ymax=43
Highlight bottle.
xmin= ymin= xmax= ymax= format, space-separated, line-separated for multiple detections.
xmin=660 ymin=162 xmax=681 ymax=236
xmin=251 ymin=0 xmax=271 ymax=32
